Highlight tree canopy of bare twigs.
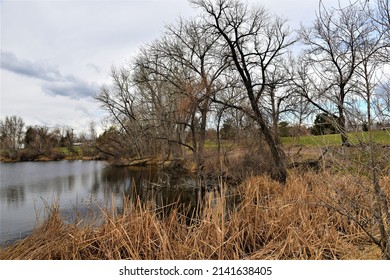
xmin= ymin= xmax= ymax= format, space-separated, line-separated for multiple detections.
xmin=189 ymin=0 xmax=296 ymax=183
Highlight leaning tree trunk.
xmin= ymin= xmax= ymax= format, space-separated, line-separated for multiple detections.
xmin=257 ymin=114 xmax=287 ymax=184
xmin=196 ymin=96 xmax=210 ymax=169
xmin=248 ymin=87 xmax=287 ymax=184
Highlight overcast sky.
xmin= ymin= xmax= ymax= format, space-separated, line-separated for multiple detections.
xmin=1 ymin=0 xmax=351 ymax=135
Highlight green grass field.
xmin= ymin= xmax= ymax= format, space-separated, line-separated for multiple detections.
xmin=281 ymin=130 xmax=390 ymax=146
xmin=57 ymin=146 xmax=83 ymax=155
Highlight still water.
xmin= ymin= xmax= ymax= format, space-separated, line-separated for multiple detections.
xmin=0 ymin=160 xmax=203 ymax=246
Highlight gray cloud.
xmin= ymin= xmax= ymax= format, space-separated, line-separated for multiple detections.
xmin=1 ymin=51 xmax=99 ymax=99
xmin=1 ymin=51 xmax=62 ymax=81
xmin=42 ymin=79 xmax=99 ymax=99
xmin=86 ymin=63 xmax=102 ymax=73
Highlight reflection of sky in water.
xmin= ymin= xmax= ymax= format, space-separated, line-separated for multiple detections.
xmin=0 ymin=161 xmax=114 ymax=245
xmin=0 ymin=161 xmax=202 ymax=246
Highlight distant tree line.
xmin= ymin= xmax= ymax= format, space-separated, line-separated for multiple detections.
xmin=0 ymin=116 xmax=98 ymax=161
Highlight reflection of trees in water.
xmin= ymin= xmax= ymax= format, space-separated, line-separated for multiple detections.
xmin=0 ymin=185 xmax=25 ymax=206
xmin=67 ymin=175 xmax=75 ymax=191
xmin=33 ymin=176 xmax=75 ymax=197
xmin=5 ymin=175 xmax=78 ymax=197
xmin=1 ymin=163 xmax=101 ymax=209
xmin=109 ymin=167 xmax=230 ymax=221
xmin=100 ymin=166 xmax=160 ymax=197
xmin=81 ymin=174 xmax=90 ymax=189
xmin=1 ymin=163 xmax=238 ymax=247
xmin=90 ymin=170 xmax=100 ymax=194
xmin=100 ymin=166 xmax=200 ymax=218
xmin=0 ymin=163 xmax=231 ymax=219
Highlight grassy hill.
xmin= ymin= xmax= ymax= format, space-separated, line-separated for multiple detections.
xmin=281 ymin=130 xmax=390 ymax=146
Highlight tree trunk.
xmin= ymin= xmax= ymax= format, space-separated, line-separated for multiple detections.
xmin=197 ymin=98 xmax=209 ymax=169
xmin=337 ymin=106 xmax=350 ymax=146
xmin=257 ymin=115 xmax=287 ymax=184
xmin=270 ymin=86 xmax=280 ymax=140
xmin=248 ymin=87 xmax=287 ymax=184
xmin=216 ymin=109 xmax=223 ymax=170
xmin=190 ymin=111 xmax=199 ymax=168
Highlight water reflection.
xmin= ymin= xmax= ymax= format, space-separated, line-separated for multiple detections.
xmin=0 ymin=161 xmax=222 ymax=246
xmin=99 ymin=165 xmax=204 ymax=220
xmin=0 ymin=185 xmax=25 ymax=206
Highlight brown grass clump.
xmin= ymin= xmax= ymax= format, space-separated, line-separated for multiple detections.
xmin=0 ymin=172 xmax=386 ymax=260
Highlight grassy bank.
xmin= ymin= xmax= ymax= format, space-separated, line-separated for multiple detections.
xmin=281 ymin=130 xmax=390 ymax=146
xmin=1 ymin=170 xmax=387 ymax=260
xmin=0 ymin=146 xmax=101 ymax=162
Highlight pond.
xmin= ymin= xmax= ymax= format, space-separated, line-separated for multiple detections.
xmin=0 ymin=160 xmax=214 ymax=246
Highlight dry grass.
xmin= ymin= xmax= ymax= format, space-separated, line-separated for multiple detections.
xmin=0 ymin=171 xmax=387 ymax=260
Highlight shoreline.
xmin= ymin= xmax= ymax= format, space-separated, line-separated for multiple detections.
xmin=0 ymin=155 xmax=104 ymax=163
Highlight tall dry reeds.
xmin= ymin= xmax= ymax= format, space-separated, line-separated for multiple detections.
xmin=0 ymin=171 xmax=386 ymax=260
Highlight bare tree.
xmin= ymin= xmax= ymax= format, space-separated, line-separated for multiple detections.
xmin=96 ymin=66 xmax=147 ymax=159
xmin=261 ymin=55 xmax=298 ymax=138
xmin=353 ymin=2 xmax=390 ymax=258
xmin=133 ymin=41 xmax=197 ymax=160
xmin=297 ymin=1 xmax=390 ymax=259
xmin=373 ymin=80 xmax=390 ymax=122
xmin=364 ymin=0 xmax=390 ymax=39
xmin=132 ymin=18 xmax=230 ymax=168
xmin=377 ymin=0 xmax=390 ymax=29
xmin=163 ymin=19 xmax=230 ymax=167
xmin=0 ymin=115 xmax=25 ymax=151
xmin=190 ymin=0 xmax=294 ymax=183
xmin=88 ymin=121 xmax=97 ymax=141
xmin=299 ymin=1 xmax=379 ymax=145
xmin=23 ymin=125 xmax=60 ymax=156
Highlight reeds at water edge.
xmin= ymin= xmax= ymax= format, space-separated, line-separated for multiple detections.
xmin=0 ymin=171 xmax=387 ymax=260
